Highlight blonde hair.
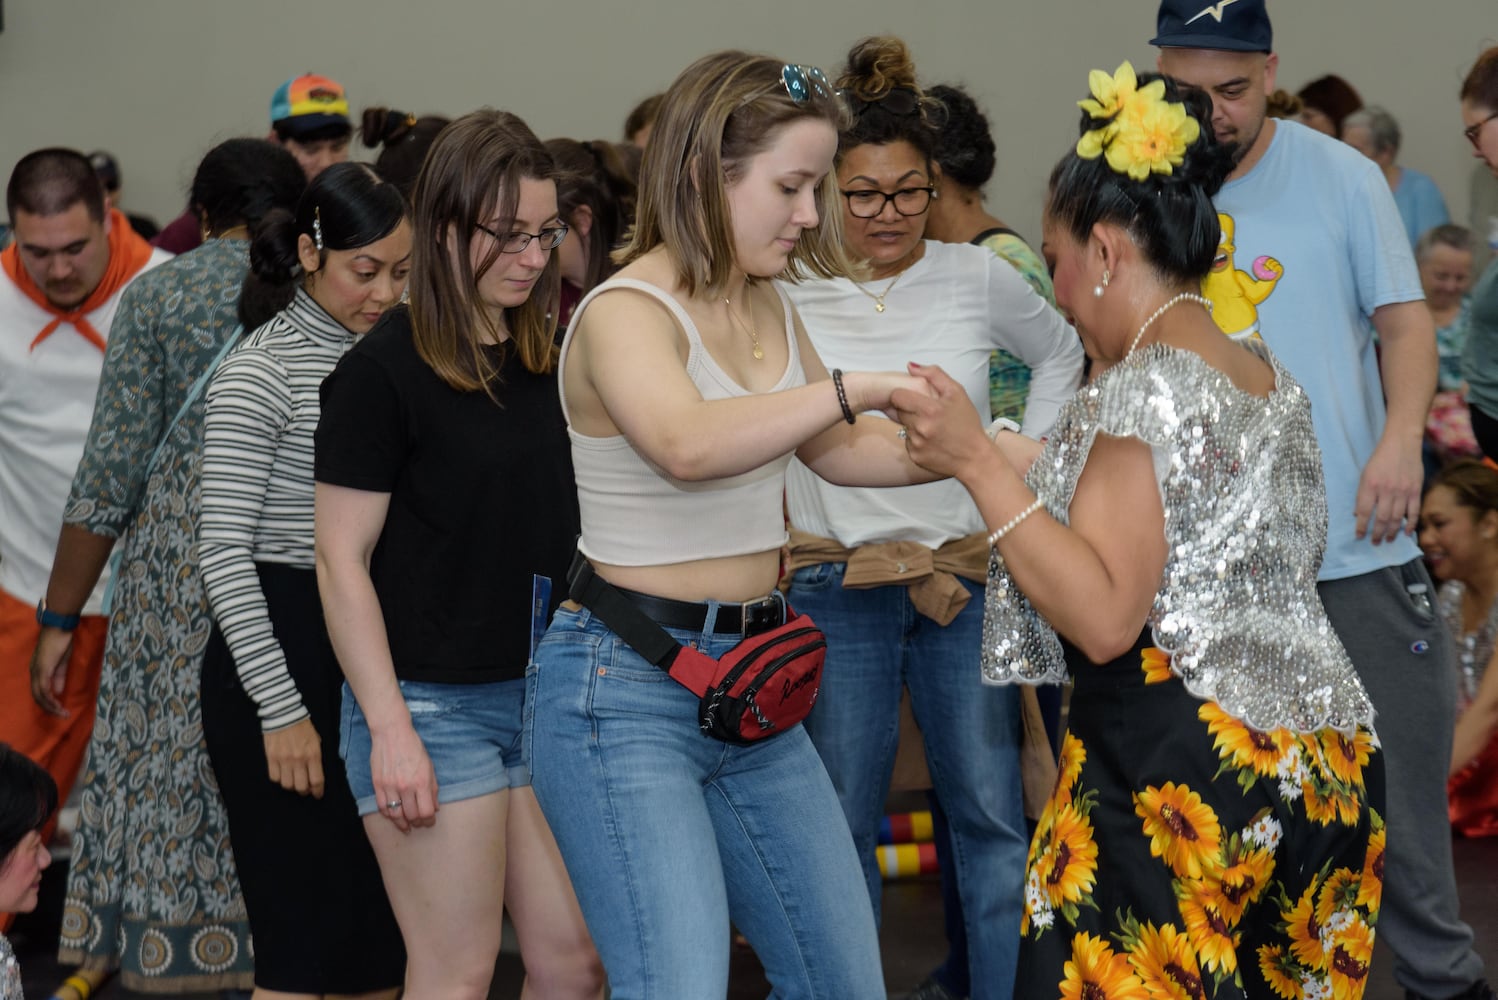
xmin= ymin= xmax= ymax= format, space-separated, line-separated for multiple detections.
xmin=407 ymin=109 xmax=560 ymax=395
xmin=616 ymin=51 xmax=855 ymax=296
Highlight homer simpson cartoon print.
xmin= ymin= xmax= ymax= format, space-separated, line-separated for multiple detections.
xmin=1203 ymin=212 xmax=1282 ymax=340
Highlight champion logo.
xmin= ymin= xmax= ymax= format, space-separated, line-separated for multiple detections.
xmin=1185 ymin=0 xmax=1242 ymax=25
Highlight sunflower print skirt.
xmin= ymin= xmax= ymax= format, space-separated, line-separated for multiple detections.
xmin=1016 ymin=633 xmax=1385 ymax=1000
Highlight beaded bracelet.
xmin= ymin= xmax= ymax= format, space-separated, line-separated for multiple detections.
xmin=831 ymin=368 xmax=855 ymax=424
xmin=987 ymin=497 xmax=1044 ymax=547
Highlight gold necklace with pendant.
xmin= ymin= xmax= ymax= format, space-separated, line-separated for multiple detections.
xmin=724 ymin=289 xmax=764 ymax=360
xmin=853 ymin=269 xmax=904 ymax=313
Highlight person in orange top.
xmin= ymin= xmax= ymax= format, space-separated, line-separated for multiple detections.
xmin=0 ymin=149 xmax=170 ymax=913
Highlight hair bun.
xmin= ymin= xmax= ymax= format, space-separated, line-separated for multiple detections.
xmin=361 ymin=107 xmax=416 ymax=149
xmin=247 ymin=207 xmax=303 ymax=283
xmin=839 ymin=35 xmax=919 ymax=100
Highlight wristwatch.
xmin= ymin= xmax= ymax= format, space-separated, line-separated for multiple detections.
xmin=35 ymin=598 xmax=80 ymax=632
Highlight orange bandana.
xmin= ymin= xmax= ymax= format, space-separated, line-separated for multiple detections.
xmin=1 ymin=208 xmax=156 ymax=352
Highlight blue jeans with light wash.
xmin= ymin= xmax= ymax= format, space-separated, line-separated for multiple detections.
xmin=525 ymin=604 xmax=885 ymax=1000
xmin=787 ymin=563 xmax=1028 ymax=1000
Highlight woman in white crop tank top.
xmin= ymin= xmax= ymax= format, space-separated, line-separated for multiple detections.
xmin=528 ymin=52 xmax=943 ymax=999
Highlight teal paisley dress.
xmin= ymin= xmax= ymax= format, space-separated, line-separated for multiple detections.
xmin=57 ymin=239 xmax=254 ymax=991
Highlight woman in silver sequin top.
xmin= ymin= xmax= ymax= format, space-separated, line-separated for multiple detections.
xmin=894 ymin=65 xmax=1383 ymax=997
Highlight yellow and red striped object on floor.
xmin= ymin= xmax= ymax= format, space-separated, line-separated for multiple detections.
xmin=876 ymin=840 xmax=939 ymax=879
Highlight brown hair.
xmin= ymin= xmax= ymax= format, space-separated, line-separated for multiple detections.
xmin=546 ymin=138 xmax=637 ymax=295
xmin=1295 ymin=74 xmax=1363 ymax=137
xmin=835 ymin=36 xmax=942 ymax=163
xmin=1431 ymin=459 xmax=1498 ymax=517
xmin=616 ymin=51 xmax=854 ymax=296
xmin=1461 ymin=47 xmax=1498 ymax=110
xmin=623 ymin=93 xmax=664 ymax=143
xmin=1265 ymin=89 xmax=1303 ymax=120
xmin=407 ymin=109 xmax=559 ymax=394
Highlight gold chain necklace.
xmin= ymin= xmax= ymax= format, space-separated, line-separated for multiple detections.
xmin=852 ymin=270 xmax=904 ymax=313
xmin=724 ymin=291 xmax=764 ymax=360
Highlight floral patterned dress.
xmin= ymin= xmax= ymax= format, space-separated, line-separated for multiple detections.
xmin=981 ymin=342 xmax=1384 ymax=1000
xmin=56 ymin=239 xmax=254 ymax=991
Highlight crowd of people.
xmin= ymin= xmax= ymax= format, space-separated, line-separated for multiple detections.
xmin=2 ymin=2 xmax=1498 ymax=999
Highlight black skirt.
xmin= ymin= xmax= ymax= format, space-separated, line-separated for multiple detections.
xmin=201 ymin=563 xmax=405 ymax=993
xmin=1014 ymin=631 xmax=1385 ymax=1000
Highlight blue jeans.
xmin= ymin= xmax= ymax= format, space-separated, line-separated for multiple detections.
xmin=787 ymin=564 xmax=1028 ymax=1000
xmin=526 ymin=604 xmax=885 ymax=1000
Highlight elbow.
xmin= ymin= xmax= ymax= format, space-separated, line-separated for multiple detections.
xmin=1071 ymin=617 xmax=1148 ymax=665
xmin=653 ymin=436 xmax=717 ymax=482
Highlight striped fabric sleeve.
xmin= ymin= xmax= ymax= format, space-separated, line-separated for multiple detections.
xmin=198 ymin=346 xmax=309 ymax=731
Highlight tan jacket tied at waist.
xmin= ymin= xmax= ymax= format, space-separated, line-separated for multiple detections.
xmin=782 ymin=529 xmax=990 ymax=627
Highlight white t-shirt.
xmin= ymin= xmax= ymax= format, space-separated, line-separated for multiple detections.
xmin=1211 ymin=121 xmax=1423 ymax=581
xmin=781 ymin=240 xmax=1083 ymax=549
xmin=0 ymin=248 xmax=172 ymax=611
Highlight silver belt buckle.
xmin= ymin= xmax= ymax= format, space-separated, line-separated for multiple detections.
xmin=739 ymin=591 xmax=786 ymax=637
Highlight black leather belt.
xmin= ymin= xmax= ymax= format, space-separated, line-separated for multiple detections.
xmin=612 ymin=584 xmax=786 ymax=637
xmin=568 ymin=548 xmax=785 ymax=637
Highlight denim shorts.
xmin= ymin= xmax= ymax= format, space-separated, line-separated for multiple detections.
xmin=339 ymin=677 xmax=529 ymax=816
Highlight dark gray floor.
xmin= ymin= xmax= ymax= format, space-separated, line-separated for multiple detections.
xmin=13 ymin=834 xmax=1498 ymax=999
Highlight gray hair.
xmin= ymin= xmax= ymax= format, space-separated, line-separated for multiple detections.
xmin=1415 ymin=223 xmax=1473 ymax=263
xmin=1343 ymin=106 xmax=1401 ymax=155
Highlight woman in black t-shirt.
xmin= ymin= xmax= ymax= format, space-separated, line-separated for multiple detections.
xmin=314 ymin=110 xmax=603 ymax=1000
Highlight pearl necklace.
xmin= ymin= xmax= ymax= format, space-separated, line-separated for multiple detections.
xmin=1125 ymin=292 xmax=1213 ymax=358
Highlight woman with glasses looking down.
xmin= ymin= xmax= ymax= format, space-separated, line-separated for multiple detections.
xmin=778 ymin=36 xmax=1082 ymax=1000
xmin=526 ymin=51 xmax=943 ymax=998
xmin=314 ymin=110 xmax=603 ymax=1000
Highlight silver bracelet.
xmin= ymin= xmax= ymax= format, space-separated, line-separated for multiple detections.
xmin=986 ymin=417 xmax=1021 ymax=442
xmin=986 ymin=497 xmax=1044 ymax=547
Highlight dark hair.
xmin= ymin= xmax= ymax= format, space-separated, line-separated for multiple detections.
xmin=86 ymin=150 xmax=122 ymax=193
xmin=1296 ymin=74 xmax=1363 ymax=137
xmin=362 ymin=107 xmax=452 ymax=200
xmin=272 ymin=119 xmax=353 ymax=145
xmin=623 ymin=93 xmax=664 ymax=142
xmin=1048 ymin=73 xmax=1235 ymax=286
xmin=1430 ymin=458 xmax=1498 ymax=516
xmin=191 ymin=138 xmax=306 ymax=236
xmin=1265 ymin=89 xmax=1304 ymax=120
xmin=928 ymin=83 xmax=995 ymax=189
xmin=545 ymin=138 xmax=637 ymax=295
xmin=1461 ymin=47 xmax=1498 ymax=110
xmin=0 ymin=743 xmax=58 ymax=867
xmin=407 ymin=108 xmax=560 ymax=393
xmin=835 ymin=36 xmax=942 ymax=165
xmin=239 ymin=162 xmax=407 ymax=329
xmin=6 ymin=148 xmax=107 ymax=223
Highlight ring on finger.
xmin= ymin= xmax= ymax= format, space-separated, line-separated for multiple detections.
xmin=896 ymin=427 xmax=908 ymax=441
xmin=387 ymin=799 xmax=402 ymax=810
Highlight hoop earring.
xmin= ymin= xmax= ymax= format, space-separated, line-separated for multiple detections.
xmin=1093 ymin=269 xmax=1111 ymax=298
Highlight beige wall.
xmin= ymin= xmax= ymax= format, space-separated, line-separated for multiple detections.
xmin=2 ymin=1 xmax=1493 ymax=246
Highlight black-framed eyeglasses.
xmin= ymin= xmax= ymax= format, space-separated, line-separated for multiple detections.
xmin=780 ymin=64 xmax=833 ymax=104
xmin=1465 ymin=110 xmax=1498 ymax=148
xmin=474 ymin=223 xmax=568 ymax=254
xmin=840 ymin=87 xmax=920 ymax=118
xmin=839 ymin=186 xmax=935 ymax=219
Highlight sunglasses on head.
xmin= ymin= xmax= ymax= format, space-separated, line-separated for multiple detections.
xmin=780 ymin=64 xmax=833 ymax=104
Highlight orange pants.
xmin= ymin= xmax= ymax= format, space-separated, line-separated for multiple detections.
xmin=0 ymin=586 xmax=106 ymax=831
xmin=0 ymin=587 xmax=105 ymax=931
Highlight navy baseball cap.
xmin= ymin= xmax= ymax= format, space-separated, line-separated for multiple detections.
xmin=1151 ymin=0 xmax=1273 ymax=53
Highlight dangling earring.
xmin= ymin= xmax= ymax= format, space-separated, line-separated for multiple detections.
xmin=313 ymin=207 xmax=324 ymax=252
xmin=1093 ymin=269 xmax=1111 ymax=298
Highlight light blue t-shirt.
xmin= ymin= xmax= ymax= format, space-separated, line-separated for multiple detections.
xmin=1392 ymin=166 xmax=1450 ymax=247
xmin=1211 ymin=120 xmax=1424 ymax=581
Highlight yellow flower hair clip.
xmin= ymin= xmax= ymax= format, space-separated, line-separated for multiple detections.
xmin=1075 ymin=60 xmax=1201 ymax=180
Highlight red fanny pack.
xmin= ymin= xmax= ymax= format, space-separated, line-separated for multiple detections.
xmin=567 ymin=553 xmax=825 ymax=744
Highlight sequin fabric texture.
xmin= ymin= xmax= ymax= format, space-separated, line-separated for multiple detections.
xmin=981 ymin=341 xmax=1376 ymax=734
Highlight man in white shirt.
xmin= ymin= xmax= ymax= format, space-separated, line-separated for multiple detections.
xmin=0 ymin=148 xmax=170 ymax=859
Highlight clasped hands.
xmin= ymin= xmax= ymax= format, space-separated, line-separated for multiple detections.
xmin=886 ymin=363 xmax=1033 ymax=483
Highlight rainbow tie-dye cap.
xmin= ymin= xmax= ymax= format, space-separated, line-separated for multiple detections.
xmin=270 ymin=73 xmax=350 ymax=136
